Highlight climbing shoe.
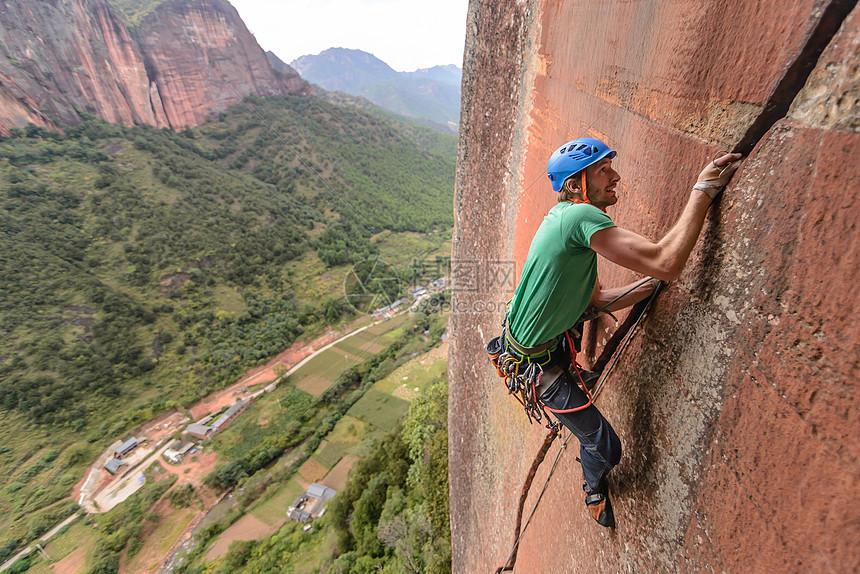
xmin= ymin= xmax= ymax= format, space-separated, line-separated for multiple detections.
xmin=583 ymin=482 xmax=614 ymax=527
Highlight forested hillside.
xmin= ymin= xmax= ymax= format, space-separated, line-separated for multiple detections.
xmin=196 ymin=96 xmax=455 ymax=234
xmin=0 ymin=94 xmax=455 ymax=554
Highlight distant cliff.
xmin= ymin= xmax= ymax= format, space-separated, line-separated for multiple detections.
xmin=266 ymin=50 xmax=302 ymax=78
xmin=291 ymin=47 xmax=461 ymax=133
xmin=451 ymin=0 xmax=859 ymax=572
xmin=0 ymin=0 xmax=307 ymax=134
xmin=134 ymin=0 xmax=306 ymax=128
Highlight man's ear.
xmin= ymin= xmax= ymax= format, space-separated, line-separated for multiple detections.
xmin=564 ymin=177 xmax=581 ymax=192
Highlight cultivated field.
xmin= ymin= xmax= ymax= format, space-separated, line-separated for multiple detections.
xmin=292 ymin=347 xmax=365 ymax=388
xmin=320 ymin=455 xmax=359 ymax=491
xmin=375 ymin=341 xmax=449 ymax=397
xmin=296 ymin=457 xmax=329 ymax=489
xmin=123 ymin=501 xmax=196 ymax=573
xmin=294 ymin=373 xmax=331 ymax=397
xmin=332 ymin=330 xmax=386 ymax=356
xmin=28 ymin=520 xmax=96 ymax=574
xmin=249 ymin=478 xmax=305 ymax=526
xmin=346 ymin=389 xmax=410 ymax=431
xmin=205 ymin=513 xmax=275 ymax=562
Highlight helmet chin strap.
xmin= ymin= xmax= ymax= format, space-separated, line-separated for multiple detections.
xmin=566 ymin=171 xmax=607 ymax=213
xmin=581 ymin=171 xmax=591 ymax=205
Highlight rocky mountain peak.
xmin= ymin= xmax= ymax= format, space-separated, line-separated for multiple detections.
xmin=290 ymin=47 xmax=461 ymax=133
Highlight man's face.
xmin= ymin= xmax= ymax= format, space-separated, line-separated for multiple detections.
xmin=585 ymin=158 xmax=621 ymax=208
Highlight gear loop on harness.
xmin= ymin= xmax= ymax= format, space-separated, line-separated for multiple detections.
xmin=488 ymin=316 xmax=601 ymax=427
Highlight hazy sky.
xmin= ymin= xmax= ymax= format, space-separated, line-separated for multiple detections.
xmin=229 ymin=0 xmax=469 ymax=72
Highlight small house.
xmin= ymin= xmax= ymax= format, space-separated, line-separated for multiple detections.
xmin=186 ymin=423 xmax=213 ymax=439
xmin=115 ymin=437 xmax=138 ymax=458
xmin=306 ymin=484 xmax=336 ymax=510
xmin=210 ymin=398 xmax=250 ymax=433
xmin=164 ymin=441 xmax=195 ymax=464
xmin=288 ymin=507 xmax=312 ymax=523
xmin=288 ymin=483 xmax=336 ymax=522
xmin=104 ymin=458 xmax=127 ymax=475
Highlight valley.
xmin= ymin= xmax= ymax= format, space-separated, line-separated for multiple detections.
xmin=3 ymin=294 xmax=449 ymax=573
xmin=0 ymin=96 xmax=454 ymax=573
xmin=0 ymin=2 xmax=457 ymax=572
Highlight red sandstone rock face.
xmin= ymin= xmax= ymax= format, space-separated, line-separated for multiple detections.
xmin=452 ymin=1 xmax=859 ymax=572
xmin=0 ymin=0 xmax=306 ymax=134
xmin=134 ymin=0 xmax=306 ymax=129
xmin=0 ymin=0 xmax=167 ymax=132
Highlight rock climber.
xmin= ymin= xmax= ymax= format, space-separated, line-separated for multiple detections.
xmin=504 ymin=137 xmax=742 ymax=526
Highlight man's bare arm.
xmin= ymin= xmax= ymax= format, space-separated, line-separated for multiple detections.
xmin=589 ymin=153 xmax=742 ymax=281
xmin=590 ymin=278 xmax=657 ymax=313
xmin=589 ymin=193 xmax=711 ymax=281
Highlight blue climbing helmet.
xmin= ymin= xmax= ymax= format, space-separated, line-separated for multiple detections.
xmin=547 ymin=137 xmax=617 ymax=192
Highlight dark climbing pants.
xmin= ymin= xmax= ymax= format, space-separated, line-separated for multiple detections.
xmin=540 ymin=370 xmax=621 ymax=493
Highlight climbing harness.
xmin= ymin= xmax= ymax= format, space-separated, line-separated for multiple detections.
xmin=487 ymin=323 xmax=594 ymax=428
xmin=492 ymin=281 xmax=663 ymax=573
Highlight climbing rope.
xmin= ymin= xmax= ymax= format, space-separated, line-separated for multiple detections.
xmin=495 ymin=282 xmax=663 ymax=572
xmin=495 ymin=429 xmax=573 ymax=574
xmin=592 ymin=280 xmax=663 ymax=399
xmin=581 ymin=276 xmax=655 ymax=323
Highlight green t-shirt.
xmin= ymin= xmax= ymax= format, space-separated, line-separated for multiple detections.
xmin=508 ymin=202 xmax=616 ymax=348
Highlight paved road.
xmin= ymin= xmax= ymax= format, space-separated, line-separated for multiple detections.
xmin=0 ymin=513 xmax=81 ymax=573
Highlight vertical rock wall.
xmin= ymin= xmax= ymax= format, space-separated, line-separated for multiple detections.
xmin=451 ymin=1 xmax=859 ymax=572
xmin=135 ymin=0 xmax=305 ymax=129
xmin=0 ymin=0 xmax=168 ymax=131
xmin=0 ymin=0 xmax=306 ymax=133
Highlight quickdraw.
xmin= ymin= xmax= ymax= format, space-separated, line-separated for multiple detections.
xmin=504 ymin=358 xmax=548 ymax=425
xmin=488 ymin=329 xmax=547 ymax=426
